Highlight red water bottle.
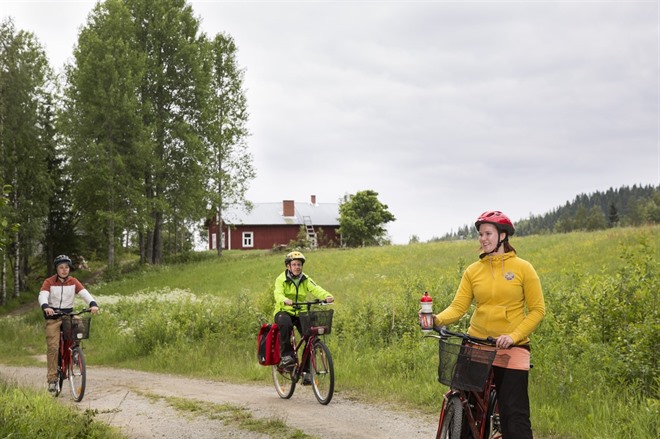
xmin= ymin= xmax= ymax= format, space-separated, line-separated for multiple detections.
xmin=420 ymin=291 xmax=433 ymax=332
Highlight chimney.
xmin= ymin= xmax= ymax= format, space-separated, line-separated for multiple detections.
xmin=283 ymin=200 xmax=295 ymax=217
xmin=310 ymin=195 xmax=317 ymax=205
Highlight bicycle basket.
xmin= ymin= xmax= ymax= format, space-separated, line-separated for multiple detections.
xmin=438 ymin=340 xmax=496 ymax=392
xmin=299 ymin=309 xmax=334 ymax=336
xmin=61 ymin=316 xmax=91 ymax=340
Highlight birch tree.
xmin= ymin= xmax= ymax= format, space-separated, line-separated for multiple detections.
xmin=127 ymin=0 xmax=209 ymax=264
xmin=203 ymin=33 xmax=254 ymax=256
xmin=0 ymin=18 xmax=53 ymax=296
xmin=62 ymin=0 xmax=146 ymax=268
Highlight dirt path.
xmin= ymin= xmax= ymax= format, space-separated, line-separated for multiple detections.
xmin=0 ymin=363 xmax=438 ymax=438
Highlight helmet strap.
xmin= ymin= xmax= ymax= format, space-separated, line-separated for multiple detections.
xmin=479 ymin=233 xmax=506 ymax=259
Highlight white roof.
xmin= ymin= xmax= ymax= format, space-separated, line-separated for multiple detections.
xmin=222 ymin=202 xmax=340 ymax=226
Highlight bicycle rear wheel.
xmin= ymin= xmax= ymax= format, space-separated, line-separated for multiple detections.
xmin=272 ymin=364 xmax=296 ymax=399
xmin=68 ymin=346 xmax=86 ymax=402
xmin=310 ymin=340 xmax=334 ymax=405
xmin=437 ymin=395 xmax=463 ymax=439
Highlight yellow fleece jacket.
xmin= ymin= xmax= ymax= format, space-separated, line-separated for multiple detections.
xmin=433 ymin=251 xmax=545 ymax=345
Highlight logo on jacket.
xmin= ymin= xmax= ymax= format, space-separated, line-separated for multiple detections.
xmin=504 ymin=272 xmax=515 ymax=280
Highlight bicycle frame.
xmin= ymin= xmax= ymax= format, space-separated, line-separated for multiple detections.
xmin=428 ymin=326 xmax=501 ymax=439
xmin=291 ymin=327 xmax=320 ymax=380
xmin=289 ymin=317 xmax=325 ymax=383
xmin=58 ymin=333 xmax=74 ymax=379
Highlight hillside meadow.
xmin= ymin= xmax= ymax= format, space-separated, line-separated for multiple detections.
xmin=1 ymin=226 xmax=658 ymax=438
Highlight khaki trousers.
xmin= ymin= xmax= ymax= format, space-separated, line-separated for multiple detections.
xmin=45 ymin=319 xmax=62 ymax=382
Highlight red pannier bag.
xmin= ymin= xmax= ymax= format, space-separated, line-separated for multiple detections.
xmin=257 ymin=323 xmax=281 ymax=366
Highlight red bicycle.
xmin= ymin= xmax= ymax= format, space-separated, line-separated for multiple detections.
xmin=272 ymin=300 xmax=335 ymax=405
xmin=52 ymin=309 xmax=92 ymax=402
xmin=425 ymin=326 xmax=501 ymax=439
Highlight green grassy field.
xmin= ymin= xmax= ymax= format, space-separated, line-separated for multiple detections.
xmin=1 ymin=226 xmax=658 ymax=438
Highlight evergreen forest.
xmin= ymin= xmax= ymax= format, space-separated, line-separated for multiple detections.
xmin=437 ymin=184 xmax=659 ymax=241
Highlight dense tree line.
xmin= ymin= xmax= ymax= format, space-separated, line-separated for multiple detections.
xmin=0 ymin=0 xmax=254 ymax=302
xmin=434 ymin=184 xmax=660 ymax=242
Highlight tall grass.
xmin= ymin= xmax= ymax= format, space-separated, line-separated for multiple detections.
xmin=1 ymin=226 xmax=657 ymax=438
xmin=0 ymin=380 xmax=124 ymax=438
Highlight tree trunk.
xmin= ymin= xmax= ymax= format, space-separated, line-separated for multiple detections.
xmin=216 ymin=212 xmax=223 ymax=257
xmin=0 ymin=251 xmax=6 ymax=306
xmin=12 ymin=228 xmax=19 ymax=298
xmin=12 ymin=167 xmax=20 ymax=298
xmin=152 ymin=211 xmax=163 ymax=264
xmin=108 ymin=217 xmax=115 ymax=268
xmin=146 ymin=229 xmax=153 ymax=264
xmin=139 ymin=230 xmax=146 ymax=264
xmin=19 ymin=249 xmax=27 ymax=291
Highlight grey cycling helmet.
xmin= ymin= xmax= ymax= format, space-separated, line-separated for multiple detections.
xmin=53 ymin=254 xmax=73 ymax=269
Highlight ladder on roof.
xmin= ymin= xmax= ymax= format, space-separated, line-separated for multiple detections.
xmin=303 ymin=216 xmax=318 ymax=248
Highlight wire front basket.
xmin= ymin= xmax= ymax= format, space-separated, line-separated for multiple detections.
xmin=61 ymin=316 xmax=91 ymax=340
xmin=299 ymin=309 xmax=334 ymax=336
xmin=438 ymin=339 xmax=496 ymax=392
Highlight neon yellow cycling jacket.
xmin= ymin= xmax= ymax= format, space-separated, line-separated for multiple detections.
xmin=273 ymin=270 xmax=333 ymax=317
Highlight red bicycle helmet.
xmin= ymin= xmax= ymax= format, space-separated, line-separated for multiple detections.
xmin=475 ymin=211 xmax=515 ymax=236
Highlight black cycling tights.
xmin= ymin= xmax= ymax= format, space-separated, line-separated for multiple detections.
xmin=492 ymin=366 xmax=534 ymax=439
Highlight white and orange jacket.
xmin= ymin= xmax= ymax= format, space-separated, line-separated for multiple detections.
xmin=38 ymin=275 xmax=98 ymax=319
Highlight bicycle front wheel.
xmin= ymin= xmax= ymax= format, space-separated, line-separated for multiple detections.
xmin=310 ymin=340 xmax=334 ymax=405
xmin=272 ymin=364 xmax=296 ymax=399
xmin=68 ymin=346 xmax=86 ymax=402
xmin=437 ymin=395 xmax=463 ymax=439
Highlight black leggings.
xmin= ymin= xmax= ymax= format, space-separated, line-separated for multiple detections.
xmin=274 ymin=311 xmax=301 ymax=357
xmin=492 ymin=366 xmax=533 ymax=439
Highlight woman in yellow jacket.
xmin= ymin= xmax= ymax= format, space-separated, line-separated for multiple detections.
xmin=433 ymin=211 xmax=545 ymax=439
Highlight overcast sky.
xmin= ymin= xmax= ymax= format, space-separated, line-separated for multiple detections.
xmin=3 ymin=0 xmax=658 ymax=244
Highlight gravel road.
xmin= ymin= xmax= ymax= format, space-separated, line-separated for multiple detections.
xmin=0 ymin=363 xmax=438 ymax=438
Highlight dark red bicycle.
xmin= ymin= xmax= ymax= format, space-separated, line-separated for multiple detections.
xmin=52 ymin=308 xmax=92 ymax=402
xmin=272 ymin=300 xmax=335 ymax=405
xmin=425 ymin=326 xmax=501 ymax=439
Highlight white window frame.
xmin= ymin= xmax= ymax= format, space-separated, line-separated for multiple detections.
xmin=242 ymin=231 xmax=254 ymax=248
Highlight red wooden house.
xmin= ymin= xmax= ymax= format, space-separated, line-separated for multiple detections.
xmin=207 ymin=195 xmax=341 ymax=250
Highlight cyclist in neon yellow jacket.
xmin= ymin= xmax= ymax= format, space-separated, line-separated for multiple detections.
xmin=273 ymin=251 xmax=334 ymax=368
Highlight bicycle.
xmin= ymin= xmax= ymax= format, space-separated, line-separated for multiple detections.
xmin=52 ymin=308 xmax=92 ymax=402
xmin=272 ymin=299 xmax=335 ymax=405
xmin=425 ymin=326 xmax=501 ymax=439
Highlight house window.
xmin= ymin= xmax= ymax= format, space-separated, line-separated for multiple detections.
xmin=211 ymin=233 xmax=217 ymax=250
xmin=242 ymin=231 xmax=254 ymax=248
xmin=221 ymin=232 xmax=225 ymax=249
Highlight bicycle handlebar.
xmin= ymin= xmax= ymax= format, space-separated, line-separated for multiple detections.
xmin=291 ymin=299 xmax=332 ymax=310
xmin=425 ymin=325 xmax=496 ymax=346
xmin=51 ymin=308 xmax=93 ymax=318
